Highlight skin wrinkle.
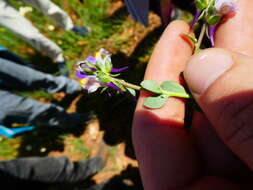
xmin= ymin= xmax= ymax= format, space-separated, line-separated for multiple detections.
xmin=198 ymin=60 xmax=253 ymax=169
xmin=229 ymin=102 xmax=253 ymax=145
xmin=134 ymin=0 xmax=253 ymax=188
xmin=202 ymin=81 xmax=253 ymax=143
xmin=133 ymin=111 xmax=199 ymax=190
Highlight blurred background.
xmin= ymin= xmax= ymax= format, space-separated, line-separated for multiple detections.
xmin=0 ymin=0 xmax=193 ymax=189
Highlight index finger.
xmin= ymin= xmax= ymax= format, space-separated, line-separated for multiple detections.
xmin=135 ymin=20 xmax=193 ymax=123
xmin=133 ymin=21 xmax=199 ymax=190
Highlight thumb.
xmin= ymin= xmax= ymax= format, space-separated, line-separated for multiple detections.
xmin=184 ymin=48 xmax=253 ymax=170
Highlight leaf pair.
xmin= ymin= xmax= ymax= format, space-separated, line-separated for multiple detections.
xmin=140 ymin=80 xmax=190 ymax=109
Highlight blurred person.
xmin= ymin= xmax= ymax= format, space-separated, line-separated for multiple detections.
xmin=0 ymin=156 xmax=104 ymax=187
xmin=0 ymin=0 xmax=89 ymax=76
xmin=0 ymin=54 xmax=94 ymax=129
xmin=0 ymin=49 xmax=110 ymax=188
xmin=0 ymin=45 xmax=30 ymax=66
xmin=0 ymin=140 xmax=109 ymax=187
xmin=124 ymin=0 xmax=176 ymax=26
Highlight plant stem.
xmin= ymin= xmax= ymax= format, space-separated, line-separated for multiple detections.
xmin=113 ymin=78 xmax=142 ymax=91
xmin=195 ymin=23 xmax=206 ymax=53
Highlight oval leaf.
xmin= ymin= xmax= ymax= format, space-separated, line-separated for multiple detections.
xmin=127 ymin=88 xmax=136 ymax=96
xmin=161 ymin=81 xmax=189 ymax=98
xmin=105 ymin=57 xmax=113 ymax=73
xmin=143 ymin=96 xmax=167 ymax=109
xmin=206 ymin=14 xmax=221 ymax=26
xmin=140 ymin=80 xmax=162 ymax=94
xmin=196 ymin=0 xmax=209 ymax=10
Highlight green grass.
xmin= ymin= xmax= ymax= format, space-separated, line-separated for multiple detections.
xmin=0 ymin=137 xmax=20 ymax=159
xmin=71 ymin=138 xmax=90 ymax=159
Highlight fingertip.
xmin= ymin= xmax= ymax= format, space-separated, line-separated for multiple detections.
xmin=136 ymin=20 xmax=193 ymax=122
xmin=164 ymin=20 xmax=191 ymax=33
xmin=184 ymin=48 xmax=233 ymax=96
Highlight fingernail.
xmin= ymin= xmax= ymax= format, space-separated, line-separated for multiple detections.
xmin=185 ymin=49 xmax=234 ymax=95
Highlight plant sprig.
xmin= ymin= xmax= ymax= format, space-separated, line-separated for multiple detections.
xmin=75 ymin=0 xmax=237 ymax=109
xmin=185 ymin=0 xmax=237 ymax=52
xmin=75 ymin=49 xmax=189 ymax=109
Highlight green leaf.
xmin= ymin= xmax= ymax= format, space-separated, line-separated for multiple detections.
xmin=198 ymin=10 xmax=206 ymax=21
xmin=110 ymin=73 xmax=120 ymax=77
xmin=82 ymin=67 xmax=93 ymax=74
xmin=161 ymin=81 xmax=190 ymax=98
xmin=196 ymin=0 xmax=209 ymax=11
xmin=104 ymin=57 xmax=112 ymax=73
xmin=100 ymin=87 xmax=108 ymax=93
xmin=86 ymin=62 xmax=96 ymax=69
xmin=96 ymin=60 xmax=106 ymax=72
xmin=206 ymin=14 xmax=222 ymax=26
xmin=143 ymin=95 xmax=168 ymax=109
xmin=127 ymin=88 xmax=136 ymax=96
xmin=96 ymin=72 xmax=111 ymax=83
xmin=140 ymin=80 xmax=162 ymax=94
xmin=205 ymin=26 xmax=210 ymax=39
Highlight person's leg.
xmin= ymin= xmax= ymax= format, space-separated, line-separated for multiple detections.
xmin=0 ymin=58 xmax=80 ymax=94
xmin=0 ymin=90 xmax=92 ymax=127
xmin=21 ymin=0 xmax=89 ymax=36
xmin=0 ymin=156 xmax=103 ymax=183
xmin=21 ymin=0 xmax=74 ymax=30
xmin=0 ymin=0 xmax=65 ymax=63
xmin=0 ymin=45 xmax=29 ymax=66
xmin=0 ymin=89 xmax=59 ymax=126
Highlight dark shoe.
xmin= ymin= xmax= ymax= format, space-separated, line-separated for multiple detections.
xmin=57 ymin=112 xmax=97 ymax=128
xmin=57 ymin=61 xmax=69 ymax=77
xmin=71 ymin=26 xmax=89 ymax=36
xmin=34 ymin=111 xmax=96 ymax=128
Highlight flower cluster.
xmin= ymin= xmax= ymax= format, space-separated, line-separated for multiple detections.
xmin=76 ymin=49 xmax=190 ymax=108
xmin=191 ymin=0 xmax=237 ymax=47
xmin=76 ymin=48 xmax=129 ymax=93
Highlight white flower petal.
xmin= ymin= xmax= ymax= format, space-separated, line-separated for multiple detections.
xmin=83 ymin=76 xmax=101 ymax=93
xmin=215 ymin=0 xmax=237 ymax=15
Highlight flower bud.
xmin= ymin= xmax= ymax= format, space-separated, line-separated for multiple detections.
xmin=215 ymin=0 xmax=237 ymax=15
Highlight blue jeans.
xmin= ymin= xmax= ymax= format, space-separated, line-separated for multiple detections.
xmin=0 ymin=58 xmax=80 ymax=127
xmin=0 ymin=156 xmax=102 ymax=185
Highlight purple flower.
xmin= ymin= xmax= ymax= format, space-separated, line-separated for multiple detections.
xmin=80 ymin=76 xmax=101 ymax=93
xmin=104 ymin=82 xmax=122 ymax=92
xmin=190 ymin=10 xmax=201 ymax=30
xmin=111 ymin=66 xmax=128 ymax=73
xmin=76 ymin=48 xmax=128 ymax=94
xmin=76 ymin=70 xmax=87 ymax=79
xmin=215 ymin=0 xmax=237 ymax=15
xmin=86 ymin=56 xmax=96 ymax=64
xmin=209 ymin=25 xmax=217 ymax=47
xmin=76 ymin=61 xmax=96 ymax=73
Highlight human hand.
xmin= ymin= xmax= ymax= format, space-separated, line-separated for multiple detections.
xmin=133 ymin=0 xmax=253 ymax=189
